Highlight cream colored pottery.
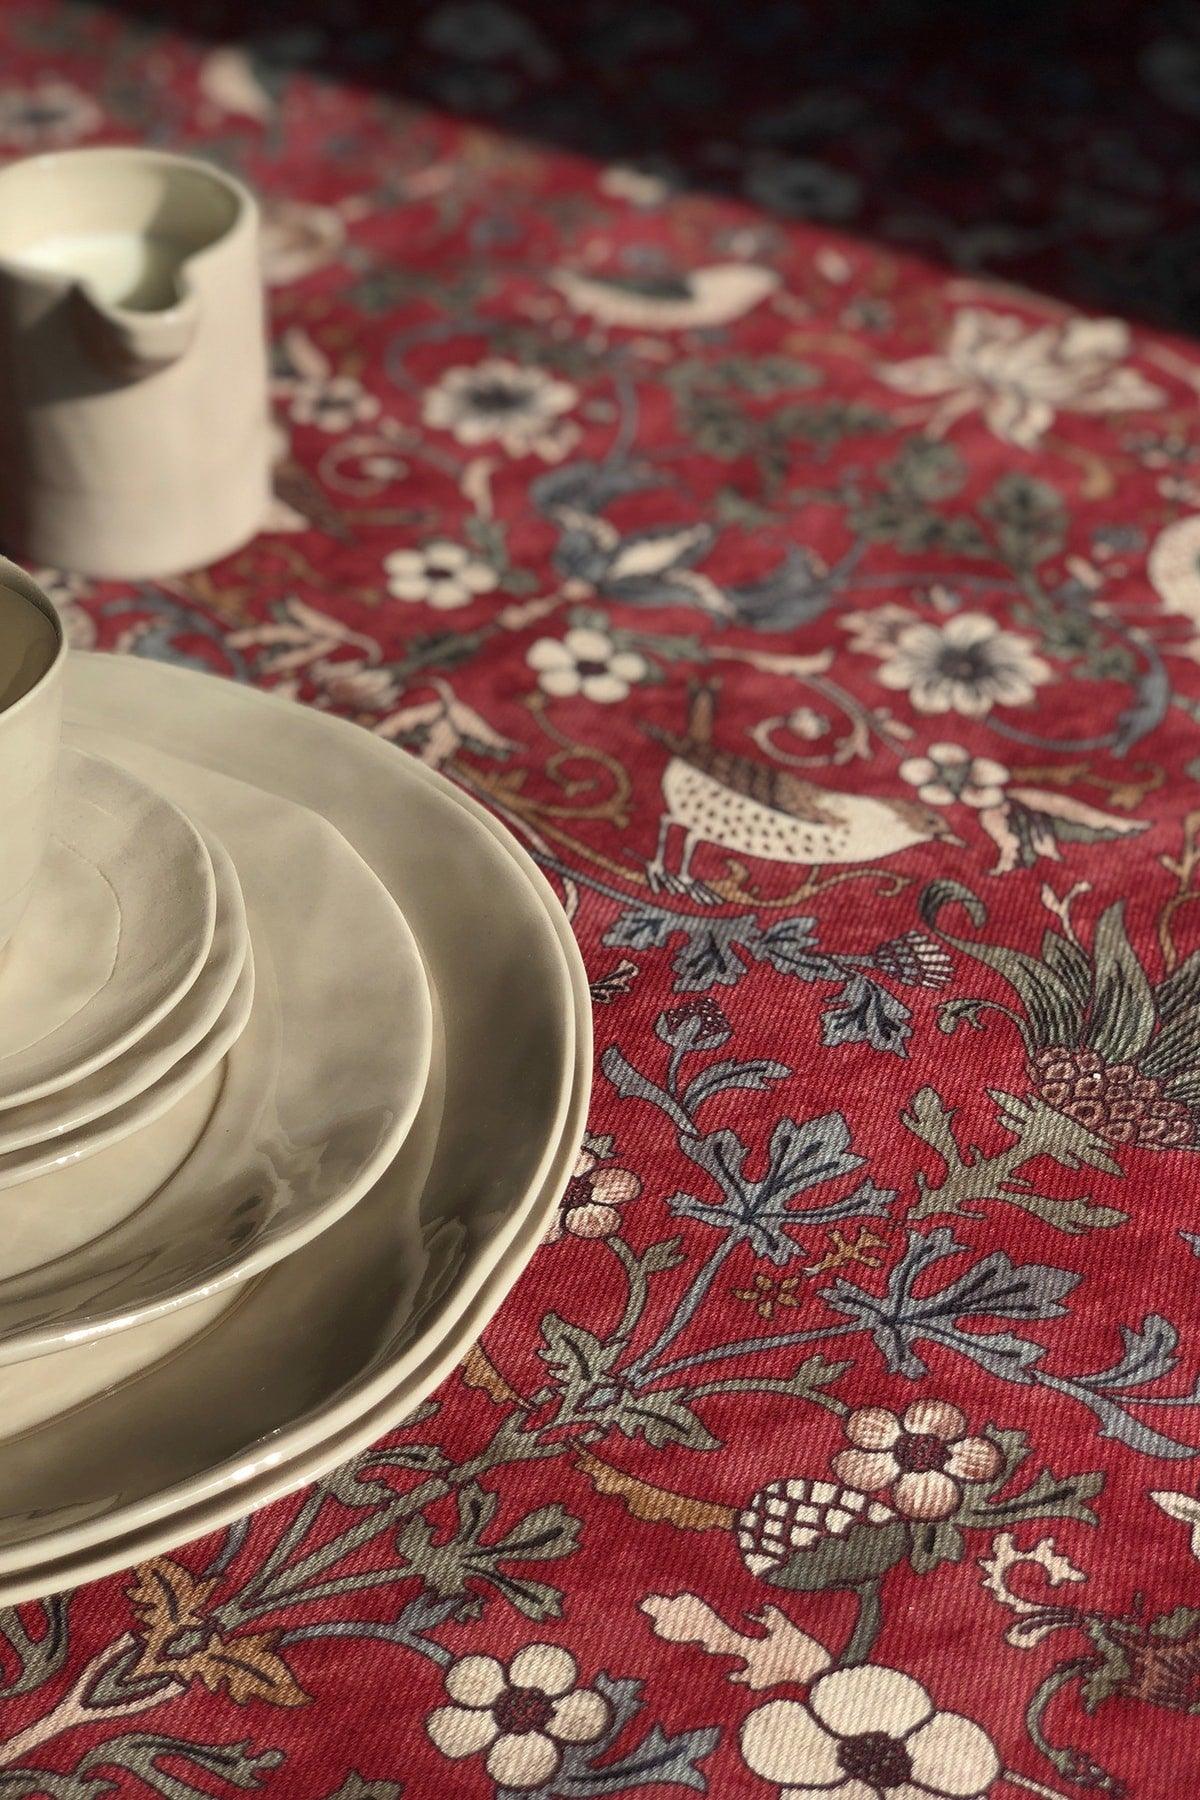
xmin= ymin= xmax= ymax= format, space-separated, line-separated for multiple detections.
xmin=0 ymin=149 xmax=270 ymax=577
xmin=0 ymin=758 xmax=432 ymax=1360
xmin=0 ymin=652 xmax=586 ymax=1596
xmin=0 ymin=950 xmax=254 ymax=1188
xmin=0 ymin=827 xmax=247 ymax=1154
xmin=0 ymin=1023 xmax=588 ymax=1605
xmin=0 ymin=1066 xmax=223 ymax=1284
xmin=0 ymin=745 xmax=217 ymax=1108
xmin=0 ymin=562 xmax=64 ymax=959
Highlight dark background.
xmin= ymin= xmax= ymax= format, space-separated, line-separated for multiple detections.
xmin=87 ymin=0 xmax=1200 ymax=334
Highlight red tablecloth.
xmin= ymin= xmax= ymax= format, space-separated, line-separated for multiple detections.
xmin=6 ymin=4 xmax=1200 ymax=1795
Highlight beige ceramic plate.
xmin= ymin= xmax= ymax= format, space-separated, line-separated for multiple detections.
xmin=0 ymin=746 xmax=217 ymax=1107
xmin=0 ymin=652 xmax=586 ymax=1597
xmin=0 ymin=951 xmax=254 ymax=1188
xmin=0 ymin=755 xmax=432 ymax=1361
xmin=0 ymin=991 xmax=589 ymax=1606
xmin=0 ymin=828 xmax=248 ymax=1156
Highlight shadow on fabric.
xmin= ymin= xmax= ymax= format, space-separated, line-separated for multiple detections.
xmin=64 ymin=0 xmax=1200 ymax=335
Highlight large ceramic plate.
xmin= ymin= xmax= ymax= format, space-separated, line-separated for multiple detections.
xmin=0 ymin=758 xmax=432 ymax=1361
xmin=0 ymin=746 xmax=217 ymax=1107
xmin=0 ymin=652 xmax=586 ymax=1599
xmin=0 ymin=1025 xmax=589 ymax=1606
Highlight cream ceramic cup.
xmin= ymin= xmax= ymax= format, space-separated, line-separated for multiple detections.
xmin=0 ymin=559 xmax=66 ymax=959
xmin=0 ymin=147 xmax=270 ymax=578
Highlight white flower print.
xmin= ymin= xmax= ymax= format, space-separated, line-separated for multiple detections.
xmin=545 ymin=1147 xmax=641 ymax=1242
xmin=385 ymin=541 xmax=498 ymax=609
xmin=831 ymin=1400 xmax=1004 ymax=1522
xmin=879 ymin=309 xmax=1165 ymax=449
xmin=422 ymin=358 xmax=578 ymax=459
xmin=739 ymin=1664 xmax=1000 ymax=1800
xmin=0 ymin=80 xmax=100 ymax=146
xmin=426 ymin=1643 xmax=610 ymax=1791
xmin=290 ymin=374 xmax=379 ymax=433
xmin=876 ymin=612 xmax=1050 ymax=719
xmin=839 ymin=604 xmax=918 ymax=658
xmin=526 ymin=627 xmax=647 ymax=703
xmin=276 ymin=327 xmax=379 ymax=433
xmin=899 ymin=742 xmax=1010 ymax=809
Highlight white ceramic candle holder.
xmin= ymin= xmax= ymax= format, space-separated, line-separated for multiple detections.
xmin=0 ymin=147 xmax=271 ymax=578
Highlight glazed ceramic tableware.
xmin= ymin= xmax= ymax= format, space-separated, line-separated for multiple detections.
xmin=0 ymin=149 xmax=270 ymax=576
xmin=0 ymin=746 xmax=217 ymax=1108
xmin=0 ymin=757 xmax=432 ymax=1360
xmin=0 ymin=1003 xmax=589 ymax=1605
xmin=0 ymin=561 xmax=64 ymax=960
xmin=0 ymin=651 xmax=586 ymax=1599
xmin=0 ymin=829 xmax=246 ymax=1155
xmin=0 ymin=952 xmax=254 ymax=1187
xmin=0 ymin=1066 xmax=223 ymax=1286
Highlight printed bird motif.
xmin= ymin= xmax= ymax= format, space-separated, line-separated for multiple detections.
xmin=647 ymin=686 xmax=961 ymax=902
xmin=552 ymin=264 xmax=779 ymax=331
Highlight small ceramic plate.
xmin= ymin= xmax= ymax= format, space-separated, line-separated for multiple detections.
xmin=0 ymin=951 xmax=254 ymax=1188
xmin=0 ymin=828 xmax=248 ymax=1156
xmin=0 ymin=754 xmax=433 ymax=1360
xmin=0 ymin=653 xmax=585 ymax=1597
xmin=0 ymin=746 xmax=217 ymax=1108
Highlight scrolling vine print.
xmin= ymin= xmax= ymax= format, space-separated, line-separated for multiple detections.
xmin=6 ymin=0 xmax=1200 ymax=1796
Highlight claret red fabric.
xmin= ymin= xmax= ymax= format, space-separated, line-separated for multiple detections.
xmin=4 ymin=2 xmax=1200 ymax=1794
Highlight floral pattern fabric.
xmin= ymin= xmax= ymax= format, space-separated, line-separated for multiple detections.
xmin=4 ymin=2 xmax=1200 ymax=1796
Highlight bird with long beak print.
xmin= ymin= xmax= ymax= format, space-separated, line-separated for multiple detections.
xmin=646 ymin=685 xmax=963 ymax=904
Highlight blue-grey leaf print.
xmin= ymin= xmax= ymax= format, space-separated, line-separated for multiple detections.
xmin=824 ymin=1228 xmax=1078 ymax=1378
xmin=821 ymin=974 xmax=913 ymax=1054
xmin=604 ymin=910 xmax=676 ymax=952
xmin=670 ymin=917 xmax=764 ymax=991
xmin=1074 ymin=1316 xmax=1180 ymax=1392
xmin=724 ymin=544 xmax=852 ymax=632
xmin=666 ymin=1112 xmax=889 ymax=1264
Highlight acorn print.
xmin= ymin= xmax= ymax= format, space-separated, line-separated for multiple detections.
xmin=736 ymin=1478 xmax=899 ymax=1579
xmin=872 ymin=930 xmax=954 ymax=989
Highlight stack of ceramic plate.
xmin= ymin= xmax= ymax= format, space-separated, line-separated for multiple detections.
xmin=0 ymin=581 xmax=589 ymax=1605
